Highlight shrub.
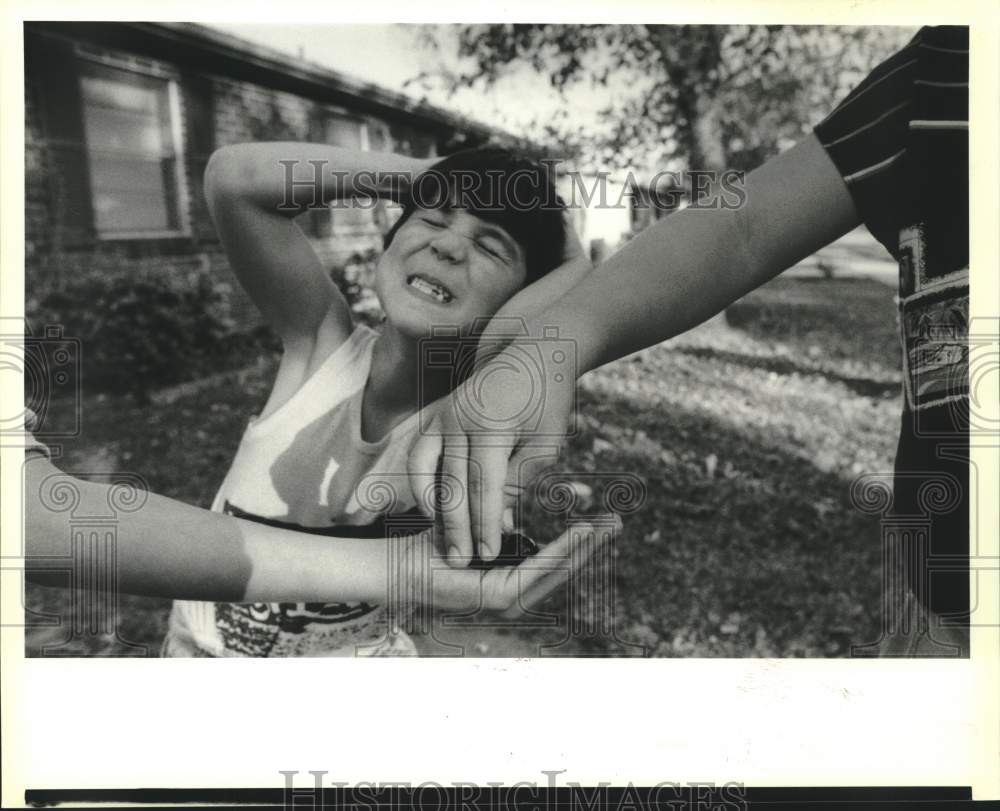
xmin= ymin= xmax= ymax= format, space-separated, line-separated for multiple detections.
xmin=25 ymin=246 xmax=386 ymax=403
xmin=28 ymin=271 xmax=233 ymax=402
xmin=330 ymin=249 xmax=384 ymax=327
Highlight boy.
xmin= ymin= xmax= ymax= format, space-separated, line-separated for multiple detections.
xmin=161 ymin=142 xmax=590 ymax=657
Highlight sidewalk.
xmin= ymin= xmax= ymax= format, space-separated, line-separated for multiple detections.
xmin=784 ymin=227 xmax=897 ymax=287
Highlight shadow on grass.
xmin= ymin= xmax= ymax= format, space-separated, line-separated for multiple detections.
xmin=669 ymin=345 xmax=900 ymax=399
xmin=493 ymin=382 xmax=886 ymax=658
xmin=723 ymin=277 xmax=901 ymax=372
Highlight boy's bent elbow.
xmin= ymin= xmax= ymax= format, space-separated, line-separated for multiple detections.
xmin=204 ymin=146 xmax=248 ymax=203
xmin=204 ymin=144 xmax=276 ymax=208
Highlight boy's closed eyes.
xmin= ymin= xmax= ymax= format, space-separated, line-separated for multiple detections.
xmin=416 ymin=209 xmax=521 ymax=268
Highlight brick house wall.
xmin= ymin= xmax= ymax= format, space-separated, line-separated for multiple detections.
xmin=24 ymin=23 xmax=487 ymax=329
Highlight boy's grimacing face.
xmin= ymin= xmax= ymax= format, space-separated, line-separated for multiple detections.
xmin=375 ymin=206 xmax=529 ymax=337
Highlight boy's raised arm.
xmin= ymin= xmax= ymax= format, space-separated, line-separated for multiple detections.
xmin=204 ymin=143 xmax=430 ymax=348
xmin=416 ymin=134 xmax=863 ymax=562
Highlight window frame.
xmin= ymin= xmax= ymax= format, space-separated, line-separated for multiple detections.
xmin=75 ymin=46 xmax=192 ymax=241
xmin=315 ymin=109 xmax=377 ymax=238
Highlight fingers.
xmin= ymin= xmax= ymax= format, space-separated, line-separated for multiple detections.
xmin=407 ymin=416 xmax=443 ymax=518
xmin=468 ymin=440 xmax=560 ymax=563
xmin=407 ymin=407 xmax=519 ymax=568
xmin=488 ymin=516 xmax=620 ymax=618
xmin=467 ymin=442 xmax=560 ymax=563
xmin=467 ymin=443 xmax=515 ymax=563
xmin=505 ymin=519 xmax=611 ymax=616
xmin=440 ymin=430 xmax=473 ymax=567
xmin=499 ymin=443 xmax=561 ymax=518
xmin=427 ymin=515 xmax=621 ymax=616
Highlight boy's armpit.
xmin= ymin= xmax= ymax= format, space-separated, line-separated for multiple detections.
xmin=257 ymin=305 xmax=358 ymax=422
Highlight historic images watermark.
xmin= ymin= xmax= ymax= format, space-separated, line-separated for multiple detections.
xmin=10 ymin=469 xmax=152 ymax=656
xmin=392 ymin=316 xmax=648 ymax=655
xmin=279 ymin=770 xmax=748 ymax=811
xmin=848 ymin=471 xmax=968 ymax=657
xmin=847 ymin=317 xmax=1000 ymax=657
xmin=417 ymin=319 xmax=579 ymax=439
xmin=353 ymin=467 xmax=644 ymax=656
xmin=1 ymin=318 xmax=82 ymax=444
xmin=277 ymin=159 xmax=747 ymax=214
xmin=1 ymin=318 xmax=136 ymax=654
xmin=3 ymin=317 xmax=157 ymax=654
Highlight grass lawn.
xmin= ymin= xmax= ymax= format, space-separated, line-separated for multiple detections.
xmin=25 ymin=271 xmax=902 ymax=658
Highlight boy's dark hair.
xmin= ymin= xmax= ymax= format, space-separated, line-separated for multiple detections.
xmin=383 ymin=147 xmax=567 ymax=285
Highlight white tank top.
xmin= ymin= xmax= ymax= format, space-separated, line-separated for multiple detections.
xmin=166 ymin=325 xmax=425 ymax=657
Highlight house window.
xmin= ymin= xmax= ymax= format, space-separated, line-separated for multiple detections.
xmin=310 ymin=113 xmax=378 ymax=238
xmin=79 ymin=60 xmax=186 ymax=237
xmin=323 ymin=114 xmax=366 ymax=151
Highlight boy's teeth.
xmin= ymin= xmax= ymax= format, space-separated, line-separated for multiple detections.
xmin=408 ymin=275 xmax=452 ymax=303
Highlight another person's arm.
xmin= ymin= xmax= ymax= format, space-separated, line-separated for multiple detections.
xmin=531 ymin=135 xmax=859 ymax=371
xmin=24 ymin=452 xmax=606 ymax=612
xmin=413 ymin=134 xmax=861 ymax=562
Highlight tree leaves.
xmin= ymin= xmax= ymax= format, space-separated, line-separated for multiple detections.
xmin=411 ymin=24 xmax=915 ymax=173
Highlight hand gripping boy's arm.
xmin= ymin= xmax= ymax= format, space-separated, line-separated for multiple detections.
xmin=204 ymin=142 xmax=431 ymax=353
xmin=413 ymin=134 xmax=862 ymax=564
xmin=23 ymin=452 xmax=608 ymax=612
